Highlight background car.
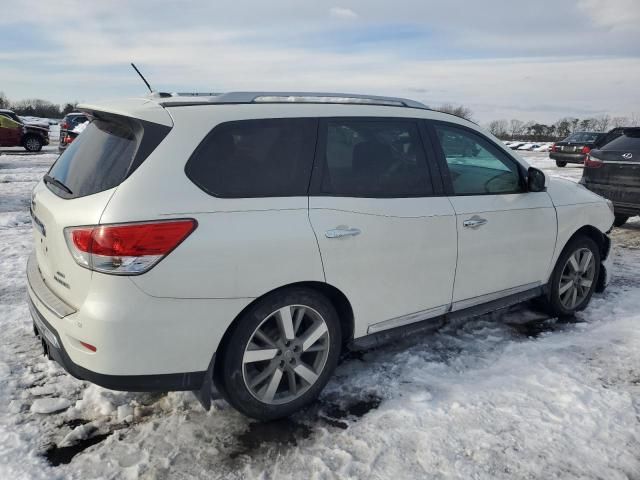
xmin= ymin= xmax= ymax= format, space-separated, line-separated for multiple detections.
xmin=550 ymin=131 xmax=605 ymax=167
xmin=58 ymin=112 xmax=90 ymax=151
xmin=580 ymin=127 xmax=640 ymax=227
xmin=0 ymin=108 xmax=50 ymax=151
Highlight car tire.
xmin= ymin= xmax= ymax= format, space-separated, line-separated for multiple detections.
xmin=544 ymin=235 xmax=600 ymax=317
xmin=613 ymin=215 xmax=629 ymax=228
xmin=23 ymin=135 xmax=43 ymax=152
xmin=218 ymin=287 xmax=342 ymax=420
xmin=555 ymin=160 xmax=567 ymax=168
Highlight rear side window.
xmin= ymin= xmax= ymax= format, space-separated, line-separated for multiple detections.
xmin=601 ymin=129 xmax=640 ymax=151
xmin=318 ymin=119 xmax=432 ymax=197
xmin=47 ymin=114 xmax=170 ymax=199
xmin=185 ymin=118 xmax=317 ymax=197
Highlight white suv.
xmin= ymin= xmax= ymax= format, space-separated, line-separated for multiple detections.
xmin=27 ymin=92 xmax=614 ymax=420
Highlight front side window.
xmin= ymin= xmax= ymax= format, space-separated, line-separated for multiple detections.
xmin=320 ymin=119 xmax=432 ymax=197
xmin=435 ymin=124 xmax=523 ymax=195
xmin=185 ymin=118 xmax=317 ymax=197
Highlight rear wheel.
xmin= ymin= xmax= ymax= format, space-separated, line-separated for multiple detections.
xmin=613 ymin=215 xmax=629 ymax=228
xmin=219 ymin=288 xmax=341 ymax=420
xmin=544 ymin=235 xmax=600 ymax=317
xmin=23 ymin=135 xmax=43 ymax=152
xmin=555 ymin=160 xmax=567 ymax=167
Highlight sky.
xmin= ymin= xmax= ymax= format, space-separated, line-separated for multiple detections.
xmin=0 ymin=0 xmax=639 ymax=123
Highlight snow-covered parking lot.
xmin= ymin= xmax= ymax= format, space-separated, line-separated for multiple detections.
xmin=1 ymin=151 xmax=639 ymax=479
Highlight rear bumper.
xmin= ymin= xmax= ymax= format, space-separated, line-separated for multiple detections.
xmin=580 ymin=182 xmax=640 ymax=216
xmin=29 ymin=296 xmax=205 ymax=391
xmin=25 ymin=251 xmax=248 ymax=392
xmin=550 ymin=152 xmax=586 ymax=164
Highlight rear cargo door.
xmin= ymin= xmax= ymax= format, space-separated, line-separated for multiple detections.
xmin=31 ymin=112 xmax=171 ymax=309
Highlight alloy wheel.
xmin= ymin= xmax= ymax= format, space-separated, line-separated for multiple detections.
xmin=558 ymin=247 xmax=596 ymax=310
xmin=242 ymin=304 xmax=330 ymax=405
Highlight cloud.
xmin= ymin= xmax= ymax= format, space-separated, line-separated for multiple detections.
xmin=577 ymin=0 xmax=640 ymax=31
xmin=329 ymin=7 xmax=359 ymax=20
xmin=0 ymin=0 xmax=638 ymax=122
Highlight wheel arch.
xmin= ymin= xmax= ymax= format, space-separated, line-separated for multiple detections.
xmin=212 ymin=281 xmax=354 ymax=382
xmin=552 ymin=224 xmax=610 ymax=293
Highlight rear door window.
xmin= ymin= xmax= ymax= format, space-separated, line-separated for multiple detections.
xmin=185 ymin=118 xmax=317 ymax=197
xmin=317 ymin=118 xmax=433 ymax=197
xmin=46 ymin=114 xmax=170 ymax=198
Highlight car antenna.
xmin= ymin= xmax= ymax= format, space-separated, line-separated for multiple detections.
xmin=130 ymin=62 xmax=153 ymax=93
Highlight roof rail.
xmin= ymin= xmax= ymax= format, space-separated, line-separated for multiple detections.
xmin=156 ymin=91 xmax=429 ymax=110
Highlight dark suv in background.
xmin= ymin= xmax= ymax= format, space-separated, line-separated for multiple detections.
xmin=550 ymin=131 xmax=605 ymax=167
xmin=0 ymin=109 xmax=50 ymax=152
xmin=58 ymin=112 xmax=89 ymax=151
xmin=581 ymin=128 xmax=640 ymax=227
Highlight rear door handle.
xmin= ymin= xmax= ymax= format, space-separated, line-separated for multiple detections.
xmin=463 ymin=216 xmax=488 ymax=229
xmin=325 ymin=227 xmax=361 ymax=239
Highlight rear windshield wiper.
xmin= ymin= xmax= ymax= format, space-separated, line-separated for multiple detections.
xmin=43 ymin=174 xmax=73 ymax=195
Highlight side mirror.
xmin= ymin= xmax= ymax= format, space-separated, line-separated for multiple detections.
xmin=527 ymin=167 xmax=546 ymax=192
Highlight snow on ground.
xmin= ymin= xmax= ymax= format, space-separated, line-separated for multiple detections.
xmin=0 ymin=151 xmax=639 ymax=479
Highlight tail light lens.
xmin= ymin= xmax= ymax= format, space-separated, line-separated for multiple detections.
xmin=584 ymin=154 xmax=603 ymax=168
xmin=61 ymin=122 xmax=68 ymax=129
xmin=64 ymin=135 xmax=74 ymax=144
xmin=551 ymin=143 xmax=557 ymax=152
xmin=64 ymin=219 xmax=197 ymax=275
xmin=581 ymin=146 xmax=591 ymax=154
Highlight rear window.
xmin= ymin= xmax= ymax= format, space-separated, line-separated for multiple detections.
xmin=601 ymin=129 xmax=640 ymax=151
xmin=185 ymin=118 xmax=317 ymax=197
xmin=46 ymin=114 xmax=170 ymax=199
xmin=564 ymin=132 xmax=600 ymax=143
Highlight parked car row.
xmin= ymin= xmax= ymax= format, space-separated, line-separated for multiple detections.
xmin=503 ymin=141 xmax=552 ymax=152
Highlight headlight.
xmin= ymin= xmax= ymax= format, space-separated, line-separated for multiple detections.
xmin=606 ymin=199 xmax=614 ymax=216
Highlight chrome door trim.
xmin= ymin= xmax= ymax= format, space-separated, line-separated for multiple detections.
xmin=367 ymin=304 xmax=449 ymax=334
xmin=451 ymin=282 xmax=541 ymax=311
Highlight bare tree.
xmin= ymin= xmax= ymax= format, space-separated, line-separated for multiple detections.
xmin=592 ymin=114 xmax=610 ymax=132
xmin=611 ymin=116 xmax=630 ymax=128
xmin=488 ymin=119 xmax=509 ymax=138
xmin=0 ymin=92 xmax=9 ymax=109
xmin=436 ymin=103 xmax=474 ymax=121
xmin=509 ymin=119 xmax=525 ymax=139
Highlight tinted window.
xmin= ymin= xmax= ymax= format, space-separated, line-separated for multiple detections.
xmin=564 ymin=132 xmax=600 ymax=143
xmin=601 ymin=129 xmax=640 ymax=151
xmin=320 ymin=119 xmax=432 ymax=197
xmin=435 ymin=124 xmax=523 ymax=195
xmin=47 ymin=114 xmax=170 ymax=198
xmin=185 ymin=118 xmax=317 ymax=197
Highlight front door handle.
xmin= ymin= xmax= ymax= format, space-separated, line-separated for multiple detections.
xmin=463 ymin=216 xmax=488 ymax=229
xmin=325 ymin=227 xmax=361 ymax=239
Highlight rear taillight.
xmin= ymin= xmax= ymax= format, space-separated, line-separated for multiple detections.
xmin=584 ymin=154 xmax=603 ymax=168
xmin=64 ymin=135 xmax=74 ymax=144
xmin=581 ymin=146 xmax=591 ymax=154
xmin=61 ymin=122 xmax=68 ymax=129
xmin=64 ymin=219 xmax=197 ymax=275
xmin=551 ymin=143 xmax=557 ymax=152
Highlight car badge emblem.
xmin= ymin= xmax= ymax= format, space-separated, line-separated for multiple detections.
xmin=622 ymin=152 xmax=633 ymax=159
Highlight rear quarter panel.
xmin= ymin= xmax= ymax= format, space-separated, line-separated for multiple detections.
xmin=99 ymin=105 xmax=325 ymax=299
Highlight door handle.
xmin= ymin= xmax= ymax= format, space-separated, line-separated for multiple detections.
xmin=463 ymin=216 xmax=488 ymax=229
xmin=325 ymin=227 xmax=361 ymax=239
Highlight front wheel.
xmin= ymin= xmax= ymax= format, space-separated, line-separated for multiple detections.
xmin=555 ymin=160 xmax=567 ymax=167
xmin=218 ymin=288 xmax=341 ymax=420
xmin=544 ymin=235 xmax=600 ymax=317
xmin=613 ymin=215 xmax=629 ymax=227
xmin=23 ymin=135 xmax=43 ymax=152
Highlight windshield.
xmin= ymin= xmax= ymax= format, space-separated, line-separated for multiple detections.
xmin=564 ymin=132 xmax=600 ymax=143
